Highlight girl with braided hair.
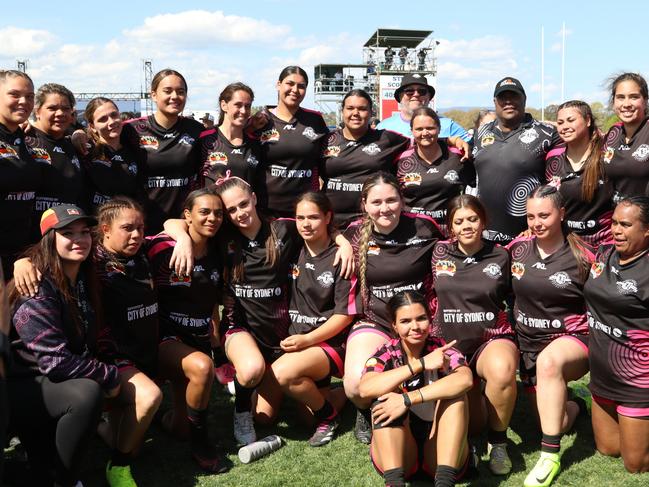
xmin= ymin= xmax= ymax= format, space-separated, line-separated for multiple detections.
xmin=342 ymin=171 xmax=443 ymax=444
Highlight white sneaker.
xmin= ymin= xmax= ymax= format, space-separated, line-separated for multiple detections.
xmin=233 ymin=410 xmax=257 ymax=446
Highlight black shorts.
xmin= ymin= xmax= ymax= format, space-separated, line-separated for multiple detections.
xmin=520 ymin=334 xmax=588 ymax=390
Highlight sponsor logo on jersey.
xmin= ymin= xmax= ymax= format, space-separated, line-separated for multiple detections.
xmin=163 ymin=132 xmax=176 ymax=139
xmin=208 ymin=151 xmax=228 ymax=165
xmin=443 ymin=170 xmax=459 ymax=183
xmin=178 ymin=134 xmax=195 ymax=146
xmin=519 ymin=128 xmax=539 ymax=144
xmin=401 ymin=172 xmax=422 ymax=186
xmin=248 ymin=240 xmax=259 ymax=248
xmin=210 ymin=270 xmax=220 ymax=284
xmin=548 ymin=271 xmax=572 ymax=288
xmin=302 ymin=127 xmax=318 ymax=140
xmin=482 ymin=263 xmax=502 ymax=279
xmin=532 ymin=262 xmax=546 ymax=270
xmin=435 ymin=260 xmax=457 ymax=277
xmin=105 ymin=260 xmax=125 ymax=275
xmin=231 ymin=148 xmax=243 ymax=155
xmin=305 ymin=262 xmax=315 ymax=270
xmin=603 ymin=147 xmax=614 ymax=163
xmin=283 ymin=124 xmax=296 ymax=131
xmin=616 ymin=279 xmax=638 ymax=295
xmin=481 ymin=134 xmax=495 ymax=146
xmin=139 ymin=135 xmax=159 ymax=150
xmin=260 ymin=128 xmax=280 ymax=143
xmin=464 ymin=257 xmax=476 ymax=264
xmin=290 ymin=264 xmax=300 ymax=279
xmin=112 ymin=154 xmax=124 ymax=162
xmin=317 ymin=271 xmax=335 ymax=288
xmin=632 ymin=144 xmax=649 ymax=162
xmin=31 ymin=147 xmax=52 ymax=164
xmin=362 ymin=143 xmax=381 ymax=156
xmin=406 ymin=236 xmax=425 ymax=246
xmin=589 ymin=261 xmax=605 ymax=279
xmin=170 ymin=270 xmax=192 ymax=286
xmin=324 ymin=145 xmax=340 ymax=157
xmin=70 ymin=156 xmax=80 ymax=169
xmin=426 ymin=167 xmax=439 ymax=174
xmin=127 ymin=163 xmax=138 ymax=175
xmin=367 ymin=241 xmax=380 ymax=256
xmin=511 ymin=262 xmax=525 ymax=280
xmin=52 ymin=145 xmax=65 ymax=154
xmin=247 ymin=155 xmax=259 ymax=167
xmin=0 ymin=143 xmax=18 ymax=159
xmin=551 ymin=319 xmax=562 ymax=328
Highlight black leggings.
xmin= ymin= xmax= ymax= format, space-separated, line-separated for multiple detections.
xmin=7 ymin=375 xmax=103 ymax=487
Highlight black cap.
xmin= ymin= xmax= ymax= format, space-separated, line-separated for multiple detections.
xmin=40 ymin=204 xmax=97 ymax=236
xmin=394 ymin=73 xmax=436 ymax=101
xmin=493 ymin=77 xmax=526 ymax=98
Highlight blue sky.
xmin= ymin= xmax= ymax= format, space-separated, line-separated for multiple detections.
xmin=3 ymin=0 xmax=648 ymax=115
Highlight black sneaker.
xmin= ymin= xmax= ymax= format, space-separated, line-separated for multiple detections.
xmin=354 ymin=409 xmax=372 ymax=444
xmin=308 ymin=415 xmax=339 ymax=447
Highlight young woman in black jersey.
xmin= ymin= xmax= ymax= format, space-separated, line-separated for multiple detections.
xmin=256 ymin=192 xmax=355 ymax=447
xmin=0 ymin=70 xmax=41 ymax=276
xmin=359 ymin=291 xmax=472 ymax=487
xmin=508 ymin=185 xmax=593 ymax=487
xmin=83 ymin=97 xmax=143 ymax=211
xmin=343 ymin=171 xmax=442 ymax=444
xmin=584 ymin=196 xmax=649 ymax=473
xmin=603 ymin=73 xmax=649 ymax=200
xmin=253 ymin=66 xmax=329 ymax=217
xmin=7 ymin=205 xmax=119 ymax=487
xmin=27 ymin=83 xmax=84 ymax=238
xmin=545 ymin=101 xmax=613 ymax=247
xmin=148 ymin=188 xmax=228 ymax=472
xmin=432 ymin=195 xmax=517 ymax=476
xmin=321 ymin=89 xmax=410 ymax=226
xmin=397 ymin=107 xmax=475 ymax=237
xmin=201 ymin=82 xmax=262 ymax=188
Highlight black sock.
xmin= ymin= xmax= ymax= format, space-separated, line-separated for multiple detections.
xmin=234 ymin=378 xmax=254 ymax=413
xmin=211 ymin=346 xmax=228 ymax=367
xmin=110 ymin=449 xmax=131 ymax=467
xmin=488 ymin=428 xmax=507 ymax=445
xmin=571 ymin=397 xmax=588 ymax=416
xmin=383 ymin=467 xmax=405 ymax=487
xmin=187 ymin=406 xmax=208 ymax=440
xmin=435 ymin=464 xmax=457 ymax=487
xmin=314 ymin=400 xmax=336 ymax=421
xmin=541 ymin=433 xmax=562 ymax=454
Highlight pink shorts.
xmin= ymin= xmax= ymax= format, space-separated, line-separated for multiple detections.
xmin=592 ymin=394 xmax=649 ymax=419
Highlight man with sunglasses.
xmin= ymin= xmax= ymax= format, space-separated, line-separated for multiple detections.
xmin=377 ymin=73 xmax=471 ymax=143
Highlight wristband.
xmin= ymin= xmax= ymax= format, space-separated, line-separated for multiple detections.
xmin=419 ymin=357 xmax=426 ymax=372
xmin=418 ymin=389 xmax=424 ymax=404
xmin=402 ymin=392 xmax=412 ymax=408
xmin=406 ymin=361 xmax=414 ymax=376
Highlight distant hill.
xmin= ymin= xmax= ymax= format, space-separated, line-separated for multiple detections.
xmin=437 ymin=106 xmax=491 ymax=112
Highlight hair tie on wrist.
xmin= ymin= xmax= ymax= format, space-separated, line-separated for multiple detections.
xmin=402 ymin=393 xmax=412 ymax=408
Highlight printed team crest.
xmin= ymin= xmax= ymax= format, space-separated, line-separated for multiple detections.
xmin=324 ymin=146 xmax=340 ymax=157
xmin=481 ymin=134 xmax=495 ymax=147
xmin=548 ymin=176 xmax=562 ymax=188
xmin=519 ymin=128 xmax=539 ymax=144
xmin=435 ymin=260 xmax=457 ymax=277
xmin=139 ymin=135 xmax=159 ymax=150
xmin=302 ymin=127 xmax=318 ymax=140
xmin=170 ymin=270 xmax=191 ymax=286
xmin=71 ymin=156 xmax=81 ymax=169
xmin=289 ymin=264 xmax=300 ymax=280
xmin=31 ymin=148 xmax=52 ymax=164
xmin=178 ymin=134 xmax=195 ymax=146
xmin=367 ymin=241 xmax=380 ymax=256
xmin=127 ymin=163 xmax=138 ymax=175
xmin=632 ymin=144 xmax=649 ymax=162
xmin=260 ymin=128 xmax=280 ymax=143
xmin=105 ymin=260 xmax=126 ymax=275
xmin=362 ymin=143 xmax=381 ymax=156
xmin=317 ymin=271 xmax=335 ymax=288
xmin=401 ymin=172 xmax=422 ymax=186
xmin=0 ymin=143 xmax=18 ymax=159
xmin=247 ymin=155 xmax=259 ymax=167
xmin=210 ymin=270 xmax=220 ymax=284
xmin=208 ymin=151 xmax=228 ymax=165
xmin=548 ymin=271 xmax=572 ymax=288
xmin=603 ymin=147 xmax=615 ymax=163
xmin=482 ymin=263 xmax=502 ymax=279
xmin=590 ymin=261 xmax=605 ymax=279
xmin=511 ymin=262 xmax=525 ymax=280
xmin=443 ymin=170 xmax=459 ymax=183
xmin=365 ymin=357 xmax=378 ymax=368
xmin=616 ymin=279 xmax=638 ymax=295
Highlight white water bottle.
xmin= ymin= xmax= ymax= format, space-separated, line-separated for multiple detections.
xmin=238 ymin=435 xmax=283 ymax=464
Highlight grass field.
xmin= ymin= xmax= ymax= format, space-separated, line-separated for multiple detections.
xmin=73 ymin=375 xmax=649 ymax=486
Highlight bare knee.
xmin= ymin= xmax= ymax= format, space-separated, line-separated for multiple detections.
xmin=623 ymin=454 xmax=649 ymax=473
xmin=343 ymin=372 xmax=362 ymax=402
xmin=271 ymin=361 xmax=298 ymax=388
xmin=187 ymin=355 xmax=214 ymax=386
xmin=536 ymin=353 xmax=561 ymax=381
xmin=484 ymin=360 xmax=517 ymax=389
xmin=236 ymin=360 xmax=266 ymax=387
xmin=595 ymin=441 xmax=620 ymax=458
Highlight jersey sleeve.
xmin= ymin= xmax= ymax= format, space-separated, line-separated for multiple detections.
xmin=446 ymin=118 xmax=472 ymax=142
xmin=362 ymin=343 xmax=392 ymax=375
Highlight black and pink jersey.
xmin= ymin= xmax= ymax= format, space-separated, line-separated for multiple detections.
xmin=545 ymin=147 xmax=614 ymax=247
xmin=220 ymin=219 xmax=302 ymax=350
xmin=0 ymin=123 xmax=43 ymax=257
xmin=472 ymin=115 xmax=560 ymax=242
xmin=345 ymin=213 xmax=442 ymax=334
xmin=603 ymin=118 xmax=649 ymax=200
xmin=94 ymin=244 xmax=159 ymax=376
xmin=397 ymin=142 xmax=476 ymax=236
xmin=584 ymin=245 xmax=649 ymax=404
xmin=83 ymin=143 xmax=143 ymax=212
xmin=321 ymin=128 xmax=409 ymax=225
xmin=508 ymin=237 xmax=593 ymax=353
xmin=431 ymin=240 xmax=512 ymax=355
xmin=122 ymin=115 xmax=204 ymax=233
xmin=26 ymin=128 xmax=85 ymax=235
xmin=252 ymin=107 xmax=328 ymax=216
xmin=288 ymin=242 xmax=357 ymax=338
xmin=147 ymin=233 xmax=222 ymax=353
xmin=200 ymin=128 xmax=263 ymax=188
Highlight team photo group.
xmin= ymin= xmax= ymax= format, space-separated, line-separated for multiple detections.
xmin=0 ymin=63 xmax=648 ymax=487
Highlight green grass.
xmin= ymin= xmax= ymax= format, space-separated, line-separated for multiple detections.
xmin=76 ymin=375 xmax=648 ymax=486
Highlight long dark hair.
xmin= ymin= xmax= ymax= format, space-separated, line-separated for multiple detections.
xmin=217 ymin=82 xmax=254 ymax=126
xmin=151 ymin=68 xmax=188 ymax=92
xmin=84 ymin=97 xmax=120 ymax=161
xmin=278 ymin=66 xmax=309 ymax=85
xmin=295 ymin=191 xmax=335 ymax=236
xmin=617 ymin=196 xmax=649 ymax=226
xmin=607 ymin=72 xmax=648 ymax=113
xmin=386 ymin=290 xmax=429 ymax=323
xmin=446 ymin=194 xmax=488 ymax=234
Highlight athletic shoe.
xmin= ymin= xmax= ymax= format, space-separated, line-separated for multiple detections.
xmin=308 ymin=415 xmax=339 ymax=447
xmin=354 ymin=410 xmax=372 ymax=444
xmin=488 ymin=442 xmax=512 ymax=475
xmin=191 ymin=439 xmax=230 ymax=473
xmin=467 ymin=443 xmax=480 ymax=475
xmin=105 ymin=461 xmax=137 ymax=487
xmin=214 ymin=363 xmax=236 ymax=386
xmin=523 ymin=452 xmax=561 ymax=487
xmin=233 ymin=410 xmax=257 ymax=446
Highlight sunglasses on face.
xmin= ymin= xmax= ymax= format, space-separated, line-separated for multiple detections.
xmin=403 ymin=88 xmax=428 ymax=96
